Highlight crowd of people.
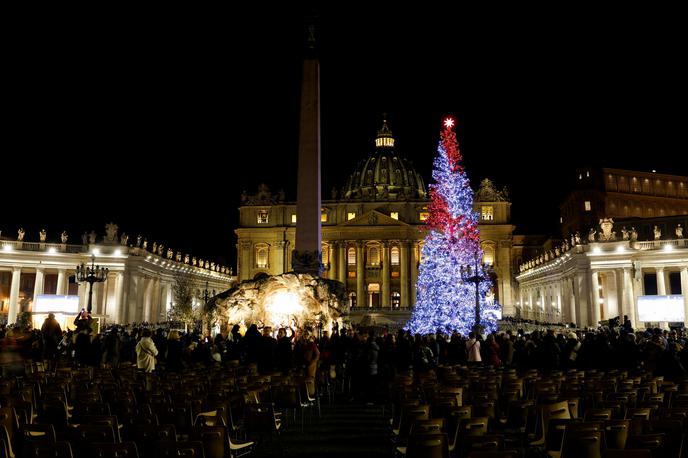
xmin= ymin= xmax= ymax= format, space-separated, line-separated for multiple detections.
xmin=3 ymin=313 xmax=688 ymax=387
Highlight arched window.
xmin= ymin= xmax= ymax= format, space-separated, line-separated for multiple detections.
xmin=391 ymin=291 xmax=401 ymax=308
xmin=482 ymin=243 xmax=495 ymax=265
xmin=368 ymin=245 xmax=380 ymax=266
xmin=255 ymin=244 xmax=269 ymax=268
xmin=349 ymin=291 xmax=357 ymax=307
xmin=347 ymin=247 xmax=356 ymax=265
xmin=390 ymin=246 xmax=400 ymax=265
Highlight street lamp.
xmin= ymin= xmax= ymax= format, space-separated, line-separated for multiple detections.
xmin=460 ymin=252 xmax=494 ymax=335
xmin=76 ymin=255 xmax=108 ymax=313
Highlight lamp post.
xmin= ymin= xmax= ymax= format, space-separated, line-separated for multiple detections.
xmin=460 ymin=252 xmax=493 ymax=335
xmin=76 ymin=255 xmax=108 ymax=313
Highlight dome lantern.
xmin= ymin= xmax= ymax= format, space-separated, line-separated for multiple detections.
xmin=341 ymin=117 xmax=426 ymax=201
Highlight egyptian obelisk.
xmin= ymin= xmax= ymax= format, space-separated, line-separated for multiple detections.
xmin=292 ymin=18 xmax=323 ymax=276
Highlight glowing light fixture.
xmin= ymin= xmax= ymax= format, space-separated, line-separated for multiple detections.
xmin=664 ymin=244 xmax=674 ymax=252
xmin=443 ymin=117 xmax=455 ymax=128
xmin=48 ymin=247 xmax=57 ymax=254
xmin=3 ymin=245 xmax=12 ymax=252
xmin=264 ymin=290 xmax=304 ymax=327
xmin=91 ymin=248 xmax=100 ymax=256
xmin=114 ymin=249 xmax=122 ymax=256
xmin=592 ymin=247 xmax=602 ymax=254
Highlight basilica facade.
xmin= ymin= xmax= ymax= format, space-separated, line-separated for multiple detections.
xmin=235 ymin=121 xmax=517 ymax=326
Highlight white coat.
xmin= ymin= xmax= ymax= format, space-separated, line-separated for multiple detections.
xmin=136 ymin=336 xmax=158 ymax=372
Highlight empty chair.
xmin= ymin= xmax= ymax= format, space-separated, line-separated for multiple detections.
xmin=191 ymin=425 xmax=228 ymax=458
xmin=406 ymin=432 xmax=449 ymax=458
xmin=411 ymin=419 xmax=445 ymax=435
xmin=24 ymin=441 xmax=74 ymax=458
xmin=130 ymin=424 xmax=176 ymax=456
xmin=585 ymin=409 xmax=613 ymax=421
xmin=462 ymin=434 xmax=504 ymax=455
xmin=467 ymin=451 xmax=519 ymax=458
xmin=244 ymin=403 xmax=281 ymax=443
xmin=602 ymin=451 xmax=652 ymax=458
xmin=460 ymin=417 xmax=489 ymax=437
xmin=561 ymin=429 xmax=602 ymax=458
xmin=194 ymin=409 xmax=227 ymax=427
xmin=603 ymin=419 xmax=629 ymax=450
xmin=84 ymin=442 xmax=139 ymax=458
xmin=626 ymin=433 xmax=667 ymax=457
xmin=155 ymin=440 xmax=205 ymax=457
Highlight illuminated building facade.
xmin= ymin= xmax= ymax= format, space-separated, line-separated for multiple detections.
xmin=560 ymin=167 xmax=688 ymax=238
xmin=517 ymin=167 xmax=688 ymax=329
xmin=0 ymin=227 xmax=234 ymax=326
xmin=235 ymin=121 xmax=517 ymax=326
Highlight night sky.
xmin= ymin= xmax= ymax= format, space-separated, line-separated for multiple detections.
xmin=3 ymin=7 xmax=686 ymax=269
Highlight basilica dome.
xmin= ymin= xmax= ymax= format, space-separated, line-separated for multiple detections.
xmin=341 ymin=120 xmax=427 ymax=201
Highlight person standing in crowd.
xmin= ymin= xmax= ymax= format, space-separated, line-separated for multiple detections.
xmin=41 ymin=313 xmax=62 ymax=370
xmin=466 ymin=332 xmax=481 ymax=363
xmin=102 ymin=327 xmax=121 ymax=369
xmin=258 ymin=326 xmax=277 ymax=374
xmin=302 ymin=333 xmax=320 ymax=379
xmin=136 ymin=328 xmax=158 ymax=372
xmin=276 ymin=327 xmax=295 ymax=374
xmin=485 ymin=334 xmax=501 ymax=367
xmin=165 ymin=330 xmax=184 ymax=372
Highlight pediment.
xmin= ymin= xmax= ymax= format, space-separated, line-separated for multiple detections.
xmin=339 ymin=210 xmax=410 ymax=227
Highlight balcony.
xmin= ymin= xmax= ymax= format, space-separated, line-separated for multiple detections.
xmin=633 ymin=239 xmax=687 ymax=251
xmin=0 ymin=240 xmax=86 ymax=254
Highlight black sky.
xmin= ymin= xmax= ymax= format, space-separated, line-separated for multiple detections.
xmin=3 ymin=7 xmax=686 ymax=269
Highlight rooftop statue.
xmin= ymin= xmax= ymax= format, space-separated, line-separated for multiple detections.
xmin=105 ymin=222 xmax=118 ymax=242
xmin=598 ymin=218 xmax=615 ymax=241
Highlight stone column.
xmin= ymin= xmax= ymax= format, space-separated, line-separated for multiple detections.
xmin=33 ymin=268 xmax=45 ymax=302
xmin=681 ymin=267 xmax=688 ymax=327
xmin=77 ymin=280 xmax=87 ymax=313
xmin=623 ymin=268 xmax=636 ymax=328
xmin=92 ymin=282 xmax=102 ymax=315
xmin=273 ymin=240 xmax=287 ymax=275
xmin=556 ymin=282 xmax=563 ymax=322
xmin=574 ymin=271 xmax=589 ymax=327
xmin=655 ymin=267 xmax=668 ymax=329
xmin=590 ymin=271 xmax=601 ymax=326
xmin=56 ymin=269 xmax=67 ymax=295
xmin=356 ymin=242 xmax=365 ymax=308
xmin=132 ymin=275 xmax=144 ymax=322
xmin=400 ymin=241 xmax=410 ymax=308
xmin=568 ymin=277 xmax=577 ymax=324
xmin=8 ymin=267 xmax=21 ymax=324
xmin=656 ymin=267 xmax=667 ymax=295
xmin=381 ymin=242 xmax=391 ymax=308
xmin=410 ymin=241 xmax=419 ymax=308
xmin=327 ymin=243 xmax=337 ymax=280
xmin=239 ymin=241 xmax=252 ymax=281
xmin=337 ymin=242 xmax=347 ymax=285
xmin=633 ymin=262 xmax=644 ymax=328
xmin=114 ymin=272 xmax=125 ymax=324
xmin=614 ymin=269 xmax=624 ymax=320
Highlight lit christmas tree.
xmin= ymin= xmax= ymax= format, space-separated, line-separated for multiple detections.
xmin=405 ymin=118 xmax=500 ymax=335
